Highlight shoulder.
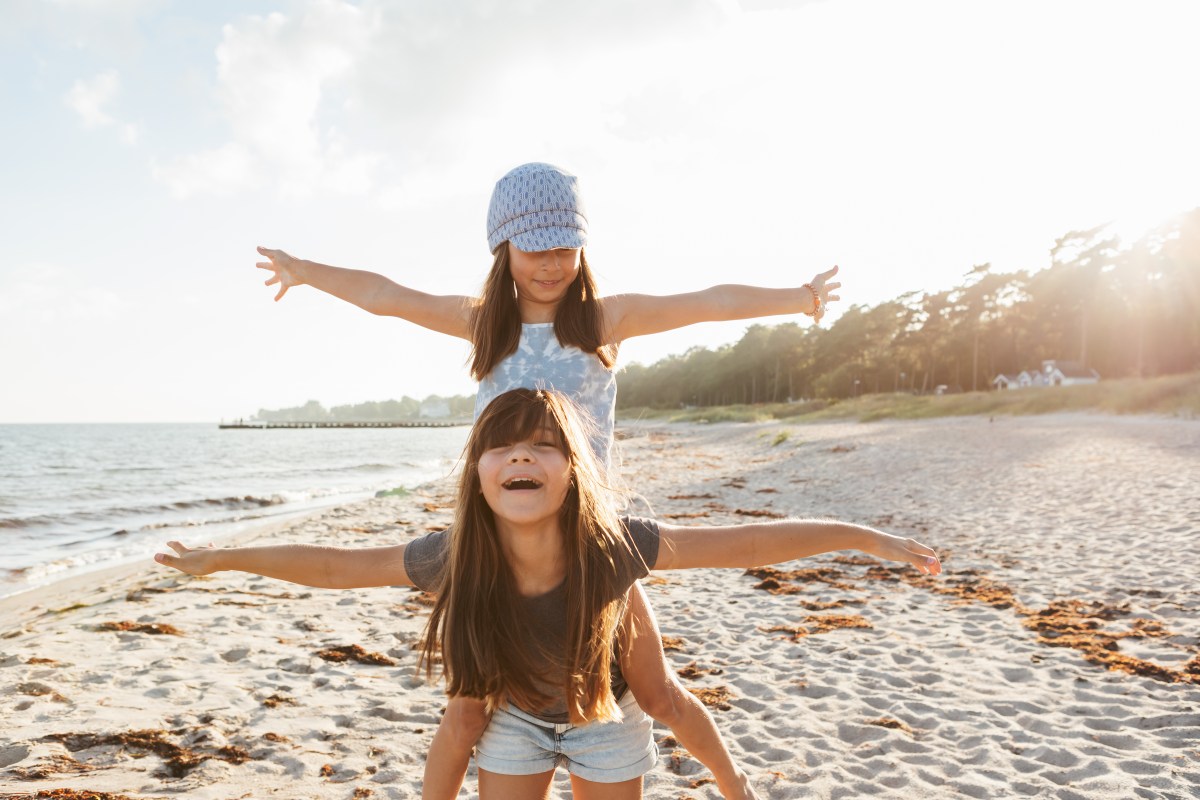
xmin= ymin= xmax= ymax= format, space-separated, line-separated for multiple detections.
xmin=618 ymin=515 xmax=660 ymax=571
xmin=403 ymin=528 xmax=451 ymax=591
xmin=595 ymin=294 xmax=635 ymax=344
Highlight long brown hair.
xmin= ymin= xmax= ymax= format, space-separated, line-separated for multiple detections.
xmin=418 ymin=388 xmax=638 ymax=723
xmin=468 ymin=246 xmax=618 ymax=381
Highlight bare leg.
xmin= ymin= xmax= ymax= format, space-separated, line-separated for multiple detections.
xmin=570 ymin=772 xmax=643 ymax=800
xmin=422 ymin=695 xmax=491 ymax=800
xmin=620 ymin=583 xmax=759 ymax=800
xmin=478 ymin=767 xmax=555 ymax=800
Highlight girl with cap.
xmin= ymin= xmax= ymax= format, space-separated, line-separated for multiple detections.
xmin=157 ymin=387 xmax=941 ymax=800
xmin=256 ymin=162 xmax=841 ymax=799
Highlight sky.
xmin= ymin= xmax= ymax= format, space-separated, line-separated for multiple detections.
xmin=2 ymin=0 xmax=1198 ymax=423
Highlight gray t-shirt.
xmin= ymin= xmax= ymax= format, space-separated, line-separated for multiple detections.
xmin=404 ymin=516 xmax=660 ymax=723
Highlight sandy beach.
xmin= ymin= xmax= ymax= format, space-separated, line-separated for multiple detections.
xmin=2 ymin=413 xmax=1198 ymax=799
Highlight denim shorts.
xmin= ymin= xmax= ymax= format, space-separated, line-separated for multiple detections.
xmin=475 ymin=691 xmax=658 ymax=782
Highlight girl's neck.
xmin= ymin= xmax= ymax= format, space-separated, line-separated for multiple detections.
xmin=496 ymin=518 xmax=566 ymax=597
xmin=518 ymin=297 xmax=559 ymax=325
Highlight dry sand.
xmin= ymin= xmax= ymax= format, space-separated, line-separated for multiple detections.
xmin=2 ymin=413 xmax=1198 ymax=799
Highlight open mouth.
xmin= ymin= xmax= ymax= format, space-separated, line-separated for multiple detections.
xmin=502 ymin=477 xmax=543 ymax=490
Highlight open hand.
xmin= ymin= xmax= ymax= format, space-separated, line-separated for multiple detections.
xmin=809 ymin=265 xmax=841 ymax=323
xmin=154 ymin=541 xmax=219 ymax=576
xmin=256 ymin=246 xmax=305 ymax=302
xmin=868 ymin=531 xmax=942 ymax=576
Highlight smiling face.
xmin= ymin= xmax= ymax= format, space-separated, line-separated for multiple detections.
xmin=506 ymin=242 xmax=582 ymax=321
xmin=477 ymin=424 xmax=573 ymax=530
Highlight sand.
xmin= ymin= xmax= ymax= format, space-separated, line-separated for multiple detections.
xmin=1 ymin=413 xmax=1198 ymax=799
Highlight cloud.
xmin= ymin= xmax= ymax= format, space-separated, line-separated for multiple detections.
xmin=152 ymin=0 xmax=727 ymax=200
xmin=151 ymin=142 xmax=261 ymax=199
xmin=120 ymin=123 xmax=141 ymax=145
xmin=64 ymin=69 xmax=143 ymax=146
xmin=154 ymin=0 xmax=384 ymax=199
xmin=65 ymin=70 xmax=119 ymax=129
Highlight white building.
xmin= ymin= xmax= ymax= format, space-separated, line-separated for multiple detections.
xmin=993 ymin=361 xmax=1099 ymax=390
xmin=419 ymin=397 xmax=451 ymax=418
xmin=1041 ymin=360 xmax=1100 ymax=386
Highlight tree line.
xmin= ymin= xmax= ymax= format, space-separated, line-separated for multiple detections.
xmin=255 ymin=394 xmax=475 ymax=422
xmin=617 ymin=209 xmax=1200 ymax=408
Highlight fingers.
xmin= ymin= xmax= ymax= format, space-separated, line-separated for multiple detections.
xmin=154 ymin=549 xmax=184 ymax=572
xmin=257 ymin=246 xmax=290 ymax=262
xmin=903 ymin=538 xmax=942 ymax=576
xmin=257 ymin=259 xmax=287 ymax=298
xmin=818 ymin=264 xmax=839 ymax=280
xmin=812 ymin=269 xmax=841 ymax=313
xmin=155 ymin=541 xmax=207 ymax=574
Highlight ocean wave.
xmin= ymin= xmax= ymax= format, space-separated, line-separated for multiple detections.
xmin=0 ymin=494 xmax=288 ymax=532
xmin=140 ymin=509 xmax=274 ymax=531
xmin=306 ymin=462 xmax=399 ymax=475
xmin=168 ymin=495 xmax=284 ymax=511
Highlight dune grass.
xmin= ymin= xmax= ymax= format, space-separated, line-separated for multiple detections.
xmin=617 ymin=371 xmax=1200 ymax=425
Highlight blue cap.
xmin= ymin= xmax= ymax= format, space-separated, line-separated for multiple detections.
xmin=486 ymin=163 xmax=588 ymax=254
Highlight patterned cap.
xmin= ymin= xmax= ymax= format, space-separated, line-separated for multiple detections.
xmin=486 ymin=163 xmax=588 ymax=254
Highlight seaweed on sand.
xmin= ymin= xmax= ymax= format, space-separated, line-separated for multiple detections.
xmin=43 ymin=729 xmax=252 ymax=778
xmin=316 ymin=644 xmax=397 ymax=666
xmin=95 ymin=621 xmax=183 ymax=636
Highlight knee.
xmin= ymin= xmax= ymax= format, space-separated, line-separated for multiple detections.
xmin=442 ymin=698 xmax=491 ymax=749
xmin=632 ymin=679 xmax=688 ymax=725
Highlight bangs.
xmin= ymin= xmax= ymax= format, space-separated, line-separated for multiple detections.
xmin=475 ymin=391 xmax=567 ymax=452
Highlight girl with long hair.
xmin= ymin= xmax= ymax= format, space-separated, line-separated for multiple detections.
xmin=255 ymin=162 xmax=842 ymax=798
xmin=157 ymin=388 xmax=942 ymax=799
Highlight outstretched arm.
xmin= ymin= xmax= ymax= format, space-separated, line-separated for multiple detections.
xmin=654 ymin=517 xmax=940 ymax=575
xmin=154 ymin=540 xmax=415 ymax=589
xmin=602 ymin=265 xmax=840 ymax=342
xmin=256 ymin=246 xmax=475 ymax=340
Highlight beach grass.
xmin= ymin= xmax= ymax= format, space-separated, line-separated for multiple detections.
xmin=617 ymin=371 xmax=1200 ymax=424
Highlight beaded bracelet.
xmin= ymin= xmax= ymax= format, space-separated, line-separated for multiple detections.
xmin=802 ymin=283 xmax=821 ymax=317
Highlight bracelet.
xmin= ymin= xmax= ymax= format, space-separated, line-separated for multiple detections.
xmin=801 ymin=283 xmax=821 ymax=317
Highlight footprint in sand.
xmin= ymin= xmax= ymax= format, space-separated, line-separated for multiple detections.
xmin=220 ymin=647 xmax=252 ymax=662
xmin=0 ymin=743 xmax=30 ymax=768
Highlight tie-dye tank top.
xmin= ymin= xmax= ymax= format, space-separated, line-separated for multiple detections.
xmin=474 ymin=323 xmax=617 ymax=465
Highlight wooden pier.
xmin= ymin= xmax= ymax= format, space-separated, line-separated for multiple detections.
xmin=219 ymin=420 xmax=469 ymax=429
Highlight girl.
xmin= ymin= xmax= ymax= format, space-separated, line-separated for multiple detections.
xmin=157 ymin=388 xmax=942 ymax=799
xmin=256 ymin=162 xmax=841 ymax=798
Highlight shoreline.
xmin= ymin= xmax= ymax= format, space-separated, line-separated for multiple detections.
xmin=0 ymin=505 xmax=342 ymax=631
xmin=0 ymin=499 xmax=380 ymax=610
xmin=2 ymin=413 xmax=1198 ymax=799
xmin=0 ymin=465 xmax=467 ymax=629
xmin=0 ymin=422 xmax=471 ymax=606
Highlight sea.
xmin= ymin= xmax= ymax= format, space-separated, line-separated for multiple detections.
xmin=0 ymin=423 xmax=471 ymax=600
